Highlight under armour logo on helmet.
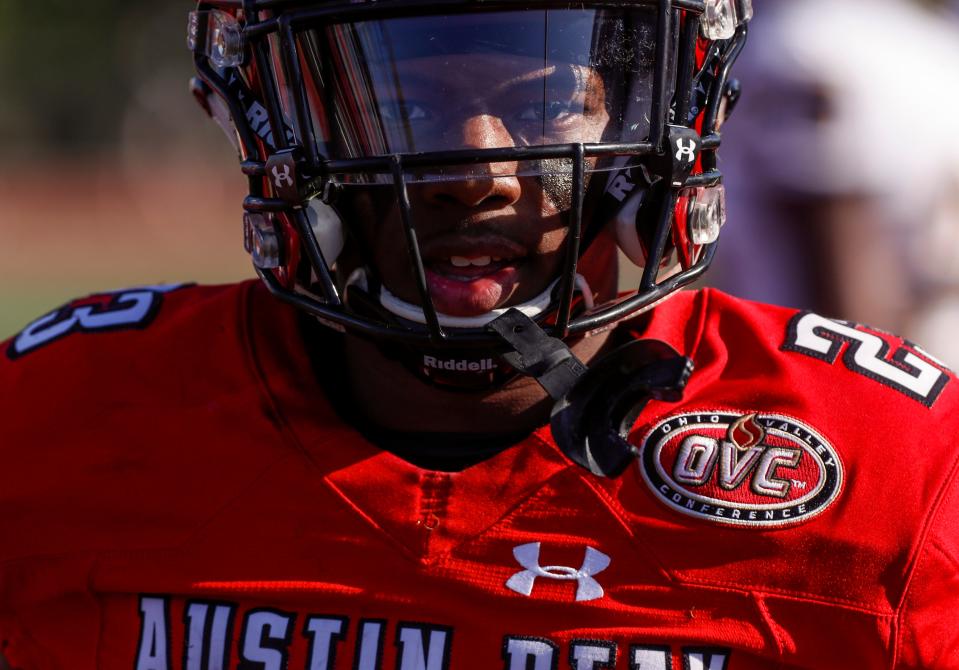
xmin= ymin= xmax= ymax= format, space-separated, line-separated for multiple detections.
xmin=505 ymin=543 xmax=611 ymax=602
xmin=271 ymin=164 xmax=294 ymax=188
xmin=674 ymin=138 xmax=698 ymax=164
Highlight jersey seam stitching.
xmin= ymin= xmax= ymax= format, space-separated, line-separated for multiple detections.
xmin=690 ymin=287 xmax=712 ymax=361
xmin=239 ymin=282 xmax=329 ymax=458
xmin=321 ymin=456 xmax=576 ymax=567
xmin=675 ymin=577 xmax=895 ymax=616
xmin=751 ymin=592 xmax=787 ymax=659
xmin=575 ymin=474 xmax=677 ymax=585
xmin=892 ymin=445 xmax=959 ymax=665
xmin=446 ymin=465 xmax=584 ymax=558
xmin=171 ymin=454 xmax=298 ymax=549
xmin=931 ymin=538 xmax=959 ymax=573
xmin=321 ymin=477 xmax=424 ymax=564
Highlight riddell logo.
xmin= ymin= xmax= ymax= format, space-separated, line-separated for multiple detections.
xmin=639 ymin=411 xmax=843 ymax=527
xmin=423 ymin=356 xmax=498 ymax=373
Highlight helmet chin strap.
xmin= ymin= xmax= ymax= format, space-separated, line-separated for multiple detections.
xmin=487 ymin=308 xmax=694 ymax=478
xmin=340 ymin=269 xmax=597 ymax=391
xmin=346 ymin=268 xmax=595 ymax=328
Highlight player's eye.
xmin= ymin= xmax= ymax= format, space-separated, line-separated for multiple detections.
xmin=517 ymin=100 xmax=577 ymax=122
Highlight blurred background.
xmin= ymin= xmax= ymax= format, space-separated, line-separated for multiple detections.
xmin=2 ymin=0 xmax=958 ymax=366
xmin=713 ymin=0 xmax=959 ymax=367
xmin=0 ymin=1 xmax=250 ymax=341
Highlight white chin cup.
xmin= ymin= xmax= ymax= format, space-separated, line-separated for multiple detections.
xmin=306 ymin=199 xmax=345 ymax=267
xmin=346 ymin=269 xmax=595 ymax=329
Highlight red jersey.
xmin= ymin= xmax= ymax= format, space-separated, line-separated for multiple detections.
xmin=1 ymin=281 xmax=957 ymax=669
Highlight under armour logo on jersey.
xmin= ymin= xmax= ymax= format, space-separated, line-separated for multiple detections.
xmin=271 ymin=164 xmax=294 ymax=188
xmin=674 ymin=138 xmax=698 ymax=163
xmin=505 ymin=543 xmax=611 ymax=602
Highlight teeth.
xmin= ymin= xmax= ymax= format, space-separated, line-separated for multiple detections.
xmin=449 ymin=255 xmax=493 ymax=267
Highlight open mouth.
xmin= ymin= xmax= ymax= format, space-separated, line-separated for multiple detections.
xmin=422 ymin=244 xmax=527 ymax=317
xmin=429 ymin=254 xmax=514 ymax=279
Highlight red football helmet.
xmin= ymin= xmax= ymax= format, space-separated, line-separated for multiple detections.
xmin=188 ymin=0 xmax=750 ymax=349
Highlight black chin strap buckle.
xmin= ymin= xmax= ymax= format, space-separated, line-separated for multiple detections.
xmin=551 ymin=339 xmax=693 ymax=478
xmin=487 ymin=309 xmax=588 ymax=400
xmin=488 ymin=309 xmax=694 ymax=478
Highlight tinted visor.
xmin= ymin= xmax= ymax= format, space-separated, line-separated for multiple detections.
xmin=284 ymin=8 xmax=658 ymax=180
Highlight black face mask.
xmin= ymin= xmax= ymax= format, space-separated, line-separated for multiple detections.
xmin=191 ymin=0 xmax=748 ymax=351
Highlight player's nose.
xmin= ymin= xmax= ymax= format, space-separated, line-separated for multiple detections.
xmin=422 ymin=114 xmax=522 ymax=208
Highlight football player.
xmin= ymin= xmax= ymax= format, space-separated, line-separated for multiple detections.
xmin=1 ymin=1 xmax=957 ymax=668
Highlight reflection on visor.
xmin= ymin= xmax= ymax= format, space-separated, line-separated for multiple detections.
xmin=287 ymin=8 xmax=658 ymax=179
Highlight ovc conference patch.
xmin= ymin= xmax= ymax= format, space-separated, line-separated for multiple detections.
xmin=638 ymin=411 xmax=843 ymax=528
